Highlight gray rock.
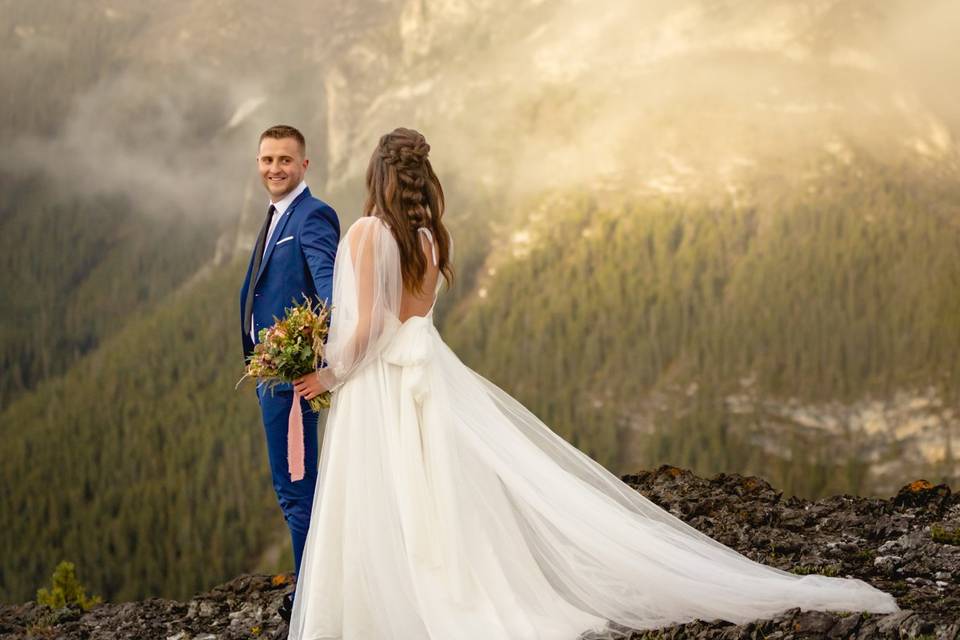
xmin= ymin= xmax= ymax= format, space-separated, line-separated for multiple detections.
xmin=875 ymin=609 xmax=915 ymax=634
xmin=828 ymin=613 xmax=861 ymax=638
xmin=854 ymin=618 xmax=879 ymax=639
xmin=793 ymin=610 xmax=836 ymax=635
xmin=873 ymin=554 xmax=903 ymax=574
xmin=3 ymin=467 xmax=958 ymax=640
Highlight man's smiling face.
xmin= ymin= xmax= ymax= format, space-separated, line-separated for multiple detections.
xmin=257 ymin=136 xmax=308 ymax=201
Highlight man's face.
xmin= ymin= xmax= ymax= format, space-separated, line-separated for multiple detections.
xmin=257 ymin=137 xmax=308 ymax=200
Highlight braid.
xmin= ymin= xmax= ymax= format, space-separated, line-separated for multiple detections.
xmin=377 ymin=130 xmax=432 ymax=229
xmin=364 ymin=127 xmax=454 ymax=294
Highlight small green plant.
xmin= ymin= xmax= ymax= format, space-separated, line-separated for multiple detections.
xmin=888 ymin=580 xmax=909 ymax=595
xmin=790 ymin=563 xmax=841 ymax=576
xmin=36 ymin=561 xmax=102 ymax=611
xmin=853 ymin=548 xmax=876 ymax=561
xmin=25 ymin=622 xmax=59 ymax=638
xmin=931 ymin=524 xmax=960 ymax=545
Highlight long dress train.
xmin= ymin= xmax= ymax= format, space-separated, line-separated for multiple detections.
xmin=287 ymin=216 xmax=899 ymax=640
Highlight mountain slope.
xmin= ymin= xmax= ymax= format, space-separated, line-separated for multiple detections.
xmin=2 ymin=0 xmax=960 ymax=606
xmin=0 ymin=174 xmax=220 ymax=407
xmin=0 ymin=258 xmax=277 ymax=604
xmin=444 ymin=158 xmax=960 ymax=496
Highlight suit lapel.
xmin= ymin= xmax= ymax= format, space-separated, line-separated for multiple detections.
xmin=254 ymin=187 xmax=312 ymax=286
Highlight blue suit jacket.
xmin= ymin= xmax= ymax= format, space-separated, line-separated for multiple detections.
xmin=239 ymin=187 xmax=340 ymax=384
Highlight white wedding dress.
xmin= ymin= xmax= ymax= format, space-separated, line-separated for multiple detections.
xmin=287 ymin=216 xmax=898 ymax=640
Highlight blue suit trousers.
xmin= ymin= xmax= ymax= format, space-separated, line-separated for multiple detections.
xmin=257 ymin=383 xmax=320 ymax=580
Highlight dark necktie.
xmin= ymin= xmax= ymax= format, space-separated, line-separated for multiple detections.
xmin=244 ymin=204 xmax=276 ymax=338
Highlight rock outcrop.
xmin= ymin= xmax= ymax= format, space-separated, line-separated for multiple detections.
xmin=2 ymin=466 xmax=957 ymax=639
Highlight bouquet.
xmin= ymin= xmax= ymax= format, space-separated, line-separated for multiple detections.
xmin=237 ymin=296 xmax=333 ymax=412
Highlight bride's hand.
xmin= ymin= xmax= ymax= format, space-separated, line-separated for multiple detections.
xmin=293 ymin=370 xmax=328 ymax=400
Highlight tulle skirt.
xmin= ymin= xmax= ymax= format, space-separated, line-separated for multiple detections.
xmin=287 ymin=317 xmax=898 ymax=640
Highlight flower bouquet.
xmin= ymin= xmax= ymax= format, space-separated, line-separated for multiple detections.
xmin=237 ymin=296 xmax=333 ymax=412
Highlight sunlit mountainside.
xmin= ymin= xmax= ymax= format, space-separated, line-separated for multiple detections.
xmin=1 ymin=0 xmax=958 ymax=604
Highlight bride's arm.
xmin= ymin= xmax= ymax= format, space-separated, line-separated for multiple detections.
xmin=295 ymin=216 xmax=401 ymax=398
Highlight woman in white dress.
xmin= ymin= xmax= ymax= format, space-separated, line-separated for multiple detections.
xmin=288 ymin=127 xmax=898 ymax=639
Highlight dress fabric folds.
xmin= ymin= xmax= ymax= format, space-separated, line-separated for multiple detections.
xmin=288 ymin=216 xmax=899 ymax=640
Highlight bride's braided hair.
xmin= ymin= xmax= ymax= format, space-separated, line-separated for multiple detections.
xmin=364 ymin=127 xmax=453 ymax=294
xmin=379 ymin=133 xmax=431 ymax=227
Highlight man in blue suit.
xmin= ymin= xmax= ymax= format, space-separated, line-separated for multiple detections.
xmin=239 ymin=124 xmax=340 ymax=621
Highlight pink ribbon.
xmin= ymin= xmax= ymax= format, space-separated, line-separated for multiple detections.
xmin=288 ymin=390 xmax=305 ymax=482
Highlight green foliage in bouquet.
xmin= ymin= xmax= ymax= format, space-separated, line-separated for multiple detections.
xmin=237 ymin=296 xmax=333 ymax=412
xmin=36 ymin=560 xmax=102 ymax=611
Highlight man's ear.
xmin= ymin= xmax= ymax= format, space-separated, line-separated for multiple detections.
xmin=303 ymin=158 xmax=310 ymax=171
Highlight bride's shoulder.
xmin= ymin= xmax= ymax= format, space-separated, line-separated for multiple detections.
xmin=346 ymin=215 xmax=391 ymax=236
xmin=344 ymin=215 xmax=396 ymax=255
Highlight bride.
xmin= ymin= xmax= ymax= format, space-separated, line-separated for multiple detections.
xmin=288 ymin=127 xmax=898 ymax=639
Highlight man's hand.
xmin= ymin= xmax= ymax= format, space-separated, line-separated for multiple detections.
xmin=293 ymin=370 xmax=327 ymax=400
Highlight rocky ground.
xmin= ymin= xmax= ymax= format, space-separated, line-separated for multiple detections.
xmin=2 ymin=466 xmax=957 ymax=639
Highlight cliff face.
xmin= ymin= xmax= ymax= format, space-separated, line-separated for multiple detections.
xmin=2 ymin=466 xmax=957 ymax=640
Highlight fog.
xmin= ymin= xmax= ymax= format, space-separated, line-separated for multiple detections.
xmin=4 ymin=0 xmax=959 ymax=221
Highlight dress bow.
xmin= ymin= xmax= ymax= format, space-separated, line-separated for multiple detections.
xmin=381 ymin=316 xmax=436 ymax=404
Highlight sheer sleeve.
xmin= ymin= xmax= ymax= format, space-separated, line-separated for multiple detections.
xmin=315 ymin=216 xmax=402 ymax=392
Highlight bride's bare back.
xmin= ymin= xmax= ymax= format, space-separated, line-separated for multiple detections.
xmin=399 ymin=228 xmax=440 ymax=321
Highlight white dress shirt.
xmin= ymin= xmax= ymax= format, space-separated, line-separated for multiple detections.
xmin=250 ymin=181 xmax=309 ymax=342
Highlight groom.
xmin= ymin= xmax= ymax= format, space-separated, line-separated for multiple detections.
xmin=239 ymin=124 xmax=340 ymax=621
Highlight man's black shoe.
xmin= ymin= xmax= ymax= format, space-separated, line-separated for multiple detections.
xmin=279 ymin=591 xmax=295 ymax=623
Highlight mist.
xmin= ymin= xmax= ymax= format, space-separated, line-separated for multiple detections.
xmin=3 ymin=0 xmax=959 ymax=222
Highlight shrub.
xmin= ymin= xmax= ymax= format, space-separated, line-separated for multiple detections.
xmin=36 ymin=561 xmax=102 ymax=611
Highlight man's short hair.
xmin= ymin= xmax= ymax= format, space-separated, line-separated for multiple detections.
xmin=259 ymin=124 xmax=306 ymax=155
